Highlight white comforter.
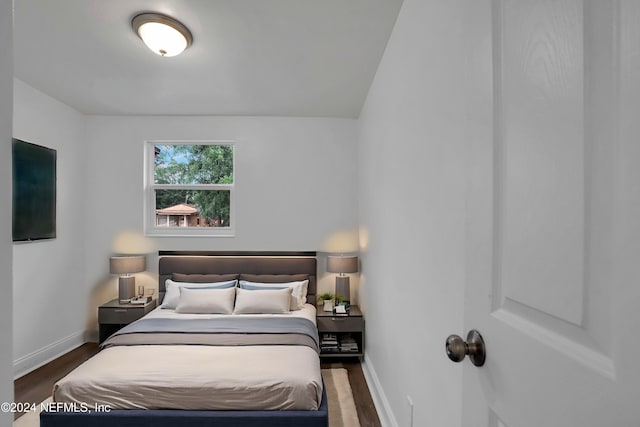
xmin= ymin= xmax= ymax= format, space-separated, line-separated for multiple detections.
xmin=53 ymin=305 xmax=322 ymax=411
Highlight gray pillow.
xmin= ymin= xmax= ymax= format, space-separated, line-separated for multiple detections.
xmin=239 ymin=274 xmax=308 ymax=283
xmin=173 ymin=273 xmax=238 ymax=283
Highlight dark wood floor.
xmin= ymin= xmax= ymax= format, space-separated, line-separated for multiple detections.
xmin=13 ymin=343 xmax=99 ymax=420
xmin=14 ymin=344 xmax=381 ymax=426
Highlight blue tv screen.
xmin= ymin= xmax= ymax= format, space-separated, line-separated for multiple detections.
xmin=12 ymin=138 xmax=57 ymax=242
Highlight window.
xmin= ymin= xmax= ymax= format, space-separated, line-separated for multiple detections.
xmin=144 ymin=141 xmax=235 ymax=236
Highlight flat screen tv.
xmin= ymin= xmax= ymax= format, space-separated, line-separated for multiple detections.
xmin=12 ymin=138 xmax=57 ymax=242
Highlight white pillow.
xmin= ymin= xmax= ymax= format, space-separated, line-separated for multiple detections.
xmin=175 ymin=287 xmax=236 ymax=314
xmin=238 ymin=280 xmax=308 ymax=310
xmin=162 ymin=279 xmax=236 ymax=309
xmin=233 ymin=287 xmax=292 ymax=314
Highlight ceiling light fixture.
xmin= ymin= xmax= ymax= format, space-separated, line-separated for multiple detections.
xmin=132 ymin=12 xmax=193 ymax=57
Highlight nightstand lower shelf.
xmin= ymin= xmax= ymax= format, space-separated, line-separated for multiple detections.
xmin=317 ymin=305 xmax=364 ymax=361
xmin=99 ymin=323 xmax=128 ymax=343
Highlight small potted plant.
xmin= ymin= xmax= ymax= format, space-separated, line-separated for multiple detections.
xmin=317 ymin=292 xmax=335 ymax=312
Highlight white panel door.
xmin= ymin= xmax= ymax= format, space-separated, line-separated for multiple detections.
xmin=460 ymin=1 xmax=640 ymax=426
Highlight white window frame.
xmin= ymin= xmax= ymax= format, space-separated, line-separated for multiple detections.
xmin=143 ymin=140 xmax=236 ymax=237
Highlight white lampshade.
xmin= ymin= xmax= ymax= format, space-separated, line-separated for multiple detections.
xmin=132 ymin=13 xmax=193 ymax=57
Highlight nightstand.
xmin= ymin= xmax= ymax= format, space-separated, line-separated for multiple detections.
xmin=316 ymin=305 xmax=364 ymax=360
xmin=98 ymin=298 xmax=157 ymax=343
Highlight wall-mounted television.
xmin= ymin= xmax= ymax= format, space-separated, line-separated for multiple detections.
xmin=12 ymin=138 xmax=57 ymax=242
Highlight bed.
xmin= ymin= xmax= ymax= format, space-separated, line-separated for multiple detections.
xmin=41 ymin=252 xmax=328 ymax=427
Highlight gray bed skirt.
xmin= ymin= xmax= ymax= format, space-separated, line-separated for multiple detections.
xmin=40 ymin=385 xmax=328 ymax=427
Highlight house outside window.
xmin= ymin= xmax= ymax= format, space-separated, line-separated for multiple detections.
xmin=144 ymin=141 xmax=235 ymax=236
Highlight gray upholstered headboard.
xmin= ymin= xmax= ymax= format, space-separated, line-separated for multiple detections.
xmin=158 ymin=252 xmax=317 ymax=304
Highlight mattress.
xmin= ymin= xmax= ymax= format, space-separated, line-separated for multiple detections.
xmin=53 ymin=304 xmax=323 ymax=411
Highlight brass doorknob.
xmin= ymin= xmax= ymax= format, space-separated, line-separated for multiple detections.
xmin=446 ymin=330 xmax=486 ymax=367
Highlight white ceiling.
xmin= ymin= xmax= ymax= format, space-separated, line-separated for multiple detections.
xmin=14 ymin=0 xmax=403 ymax=118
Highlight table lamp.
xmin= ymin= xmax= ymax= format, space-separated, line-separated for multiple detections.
xmin=327 ymin=255 xmax=358 ymax=303
xmin=110 ymin=255 xmax=146 ymax=303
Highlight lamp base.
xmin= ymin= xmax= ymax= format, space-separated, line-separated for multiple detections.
xmin=335 ymin=276 xmax=350 ymax=303
xmin=119 ymin=276 xmax=136 ymax=303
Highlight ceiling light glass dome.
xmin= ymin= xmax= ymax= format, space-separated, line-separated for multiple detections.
xmin=132 ymin=13 xmax=193 ymax=57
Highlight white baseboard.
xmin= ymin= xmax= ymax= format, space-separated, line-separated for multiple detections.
xmin=13 ymin=330 xmax=87 ymax=379
xmin=362 ymin=353 xmax=399 ymax=427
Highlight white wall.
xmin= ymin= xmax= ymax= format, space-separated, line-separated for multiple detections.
xmin=12 ymin=79 xmax=87 ymax=377
xmin=9 ymin=83 xmax=358 ymax=371
xmin=83 ymin=115 xmax=358 ymax=335
xmin=0 ymin=0 xmax=13 ymax=421
xmin=356 ymin=1 xmax=477 ymax=426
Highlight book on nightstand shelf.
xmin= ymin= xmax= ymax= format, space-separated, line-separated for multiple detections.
xmin=340 ymin=335 xmax=358 ymax=353
xmin=320 ymin=333 xmax=339 ymax=353
xmin=339 ymin=335 xmax=359 ymax=353
xmin=320 ymin=333 xmax=359 ymax=353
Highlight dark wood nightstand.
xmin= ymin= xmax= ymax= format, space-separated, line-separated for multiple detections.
xmin=98 ymin=298 xmax=157 ymax=343
xmin=316 ymin=305 xmax=364 ymax=360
